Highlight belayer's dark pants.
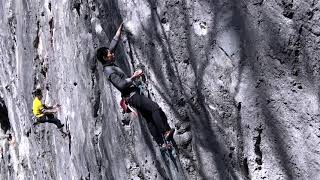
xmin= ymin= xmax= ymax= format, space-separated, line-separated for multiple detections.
xmin=36 ymin=114 xmax=63 ymax=128
xmin=128 ymin=93 xmax=171 ymax=134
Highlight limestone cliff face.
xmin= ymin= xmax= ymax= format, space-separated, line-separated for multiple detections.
xmin=1 ymin=0 xmax=320 ymax=179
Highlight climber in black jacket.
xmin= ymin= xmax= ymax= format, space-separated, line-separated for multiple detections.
xmin=96 ymin=23 xmax=175 ymax=142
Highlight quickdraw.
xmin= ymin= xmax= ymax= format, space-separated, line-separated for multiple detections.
xmin=120 ymin=98 xmax=131 ymax=114
xmin=120 ymin=97 xmax=138 ymax=116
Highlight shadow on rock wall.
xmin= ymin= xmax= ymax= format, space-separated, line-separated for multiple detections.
xmin=120 ymin=0 xmax=247 ymax=179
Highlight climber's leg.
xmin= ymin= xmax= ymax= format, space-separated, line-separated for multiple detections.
xmin=36 ymin=114 xmax=64 ymax=129
xmin=128 ymin=94 xmax=173 ymax=138
xmin=47 ymin=116 xmax=64 ymax=129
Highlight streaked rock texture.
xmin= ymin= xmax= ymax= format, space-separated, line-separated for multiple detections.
xmin=1 ymin=0 xmax=320 ymax=179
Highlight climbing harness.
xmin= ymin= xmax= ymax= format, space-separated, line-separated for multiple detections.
xmin=120 ymin=69 xmax=148 ymax=115
xmin=120 ymin=92 xmax=138 ymax=116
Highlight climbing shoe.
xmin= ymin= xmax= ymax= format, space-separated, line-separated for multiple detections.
xmin=58 ymin=124 xmax=64 ymax=129
xmin=32 ymin=121 xmax=40 ymax=127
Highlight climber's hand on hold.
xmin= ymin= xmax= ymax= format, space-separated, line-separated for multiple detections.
xmin=131 ymin=69 xmax=143 ymax=80
xmin=53 ymin=104 xmax=61 ymax=111
xmin=43 ymin=108 xmax=58 ymax=114
xmin=53 ymin=103 xmax=61 ymax=108
xmin=116 ymin=22 xmax=124 ymax=37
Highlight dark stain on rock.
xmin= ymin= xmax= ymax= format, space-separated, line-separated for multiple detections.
xmin=93 ymin=90 xmax=100 ymax=118
xmin=84 ymin=14 xmax=89 ymax=20
xmin=183 ymin=58 xmax=190 ymax=64
xmin=91 ymin=5 xmax=96 ymax=11
xmin=306 ymin=10 xmax=314 ymax=20
xmin=49 ymin=18 xmax=54 ymax=34
xmin=33 ymin=20 xmax=40 ymax=48
xmin=25 ymin=128 xmax=31 ymax=137
xmin=67 ymin=124 xmax=72 ymax=155
xmin=177 ymin=98 xmax=186 ymax=107
xmin=161 ymin=17 xmax=168 ymax=24
xmin=73 ymin=1 xmax=81 ymax=16
xmin=48 ymin=2 xmax=52 ymax=11
xmin=253 ymin=0 xmax=264 ymax=6
xmin=45 ymin=84 xmax=50 ymax=91
xmin=254 ymin=125 xmax=263 ymax=166
xmin=243 ymin=157 xmax=250 ymax=178
xmin=229 ymin=147 xmax=235 ymax=158
xmin=40 ymin=65 xmax=48 ymax=79
xmin=282 ymin=0 xmax=294 ymax=19
xmin=0 ymin=99 xmax=11 ymax=133
xmin=49 ymin=18 xmax=54 ymax=45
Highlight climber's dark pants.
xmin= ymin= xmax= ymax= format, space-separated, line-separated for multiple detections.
xmin=36 ymin=114 xmax=63 ymax=128
xmin=128 ymin=93 xmax=171 ymax=134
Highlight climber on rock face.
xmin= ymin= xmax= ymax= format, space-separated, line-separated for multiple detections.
xmin=96 ymin=23 xmax=175 ymax=143
xmin=32 ymin=89 xmax=64 ymax=129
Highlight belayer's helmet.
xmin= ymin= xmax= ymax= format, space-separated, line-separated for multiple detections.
xmin=96 ymin=47 xmax=109 ymax=64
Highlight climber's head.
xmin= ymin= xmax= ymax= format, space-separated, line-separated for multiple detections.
xmin=33 ymin=89 xmax=43 ymax=100
xmin=97 ymin=47 xmax=115 ymax=65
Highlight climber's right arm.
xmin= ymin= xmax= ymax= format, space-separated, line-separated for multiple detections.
xmin=109 ymin=23 xmax=124 ymax=52
xmin=42 ymin=105 xmax=60 ymax=114
xmin=42 ymin=109 xmax=57 ymax=114
xmin=109 ymin=73 xmax=133 ymax=90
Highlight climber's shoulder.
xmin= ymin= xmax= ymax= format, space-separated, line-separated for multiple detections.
xmin=103 ymin=64 xmax=117 ymax=78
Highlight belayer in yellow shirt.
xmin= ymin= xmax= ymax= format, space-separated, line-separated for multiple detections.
xmin=32 ymin=89 xmax=64 ymax=129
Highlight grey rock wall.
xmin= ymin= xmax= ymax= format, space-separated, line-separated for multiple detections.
xmin=0 ymin=0 xmax=320 ymax=179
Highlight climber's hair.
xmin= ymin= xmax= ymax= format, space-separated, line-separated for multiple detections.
xmin=96 ymin=47 xmax=109 ymax=64
xmin=32 ymin=89 xmax=42 ymax=96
